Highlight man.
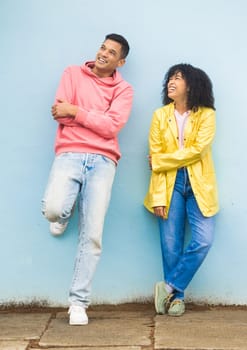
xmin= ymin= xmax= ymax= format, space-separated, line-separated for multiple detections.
xmin=42 ymin=33 xmax=133 ymax=325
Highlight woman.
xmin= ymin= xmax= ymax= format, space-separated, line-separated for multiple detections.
xmin=144 ymin=63 xmax=219 ymax=316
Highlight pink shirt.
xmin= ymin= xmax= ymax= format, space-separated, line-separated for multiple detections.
xmin=53 ymin=61 xmax=133 ymax=163
xmin=174 ymin=109 xmax=190 ymax=148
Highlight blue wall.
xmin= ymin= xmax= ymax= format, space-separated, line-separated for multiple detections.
xmin=1 ymin=0 xmax=247 ymax=306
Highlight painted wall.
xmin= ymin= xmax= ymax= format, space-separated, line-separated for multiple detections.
xmin=1 ymin=0 xmax=246 ymax=306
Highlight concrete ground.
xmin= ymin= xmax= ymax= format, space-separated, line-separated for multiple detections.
xmin=0 ymin=303 xmax=247 ymax=350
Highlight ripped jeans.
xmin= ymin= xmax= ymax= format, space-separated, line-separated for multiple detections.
xmin=42 ymin=152 xmax=116 ymax=307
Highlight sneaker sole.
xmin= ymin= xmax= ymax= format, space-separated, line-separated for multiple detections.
xmin=69 ymin=320 xmax=88 ymax=325
xmin=168 ymin=310 xmax=185 ymax=317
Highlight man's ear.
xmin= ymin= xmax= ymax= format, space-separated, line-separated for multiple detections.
xmin=117 ymin=58 xmax=126 ymax=68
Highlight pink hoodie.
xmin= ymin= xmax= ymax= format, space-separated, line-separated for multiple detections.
xmin=54 ymin=61 xmax=133 ymax=163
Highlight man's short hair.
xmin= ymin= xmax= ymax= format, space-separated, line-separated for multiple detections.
xmin=105 ymin=33 xmax=130 ymax=59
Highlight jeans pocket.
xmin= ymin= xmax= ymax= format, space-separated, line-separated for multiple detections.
xmin=101 ymin=155 xmax=116 ymax=168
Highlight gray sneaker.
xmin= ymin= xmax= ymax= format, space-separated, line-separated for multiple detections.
xmin=168 ymin=299 xmax=185 ymax=317
xmin=154 ymin=281 xmax=173 ymax=314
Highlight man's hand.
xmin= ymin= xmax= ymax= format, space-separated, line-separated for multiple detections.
xmin=153 ymin=206 xmax=167 ymax=218
xmin=51 ymin=99 xmax=78 ymax=119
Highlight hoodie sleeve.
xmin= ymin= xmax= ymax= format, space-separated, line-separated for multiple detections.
xmin=53 ymin=68 xmax=81 ymax=127
xmin=74 ymin=85 xmax=133 ymax=139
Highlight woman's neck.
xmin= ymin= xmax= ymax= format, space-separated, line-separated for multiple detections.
xmin=174 ymin=101 xmax=189 ymax=115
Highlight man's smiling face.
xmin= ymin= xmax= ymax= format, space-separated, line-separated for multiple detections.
xmin=92 ymin=39 xmax=125 ymax=77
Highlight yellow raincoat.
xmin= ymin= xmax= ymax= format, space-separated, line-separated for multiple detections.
xmin=144 ymin=103 xmax=219 ymax=218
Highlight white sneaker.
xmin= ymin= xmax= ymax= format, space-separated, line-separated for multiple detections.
xmin=68 ymin=305 xmax=88 ymax=325
xmin=50 ymin=221 xmax=68 ymax=236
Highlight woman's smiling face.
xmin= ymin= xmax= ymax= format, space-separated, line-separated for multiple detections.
xmin=167 ymin=71 xmax=188 ymax=102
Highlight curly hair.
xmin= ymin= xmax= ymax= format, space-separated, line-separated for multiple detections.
xmin=162 ymin=63 xmax=215 ymax=110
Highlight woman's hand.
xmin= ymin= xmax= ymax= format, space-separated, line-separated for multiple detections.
xmin=148 ymin=155 xmax=152 ymax=170
xmin=153 ymin=206 xmax=167 ymax=218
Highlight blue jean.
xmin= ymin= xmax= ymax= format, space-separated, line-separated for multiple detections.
xmin=42 ymin=153 xmax=116 ymax=307
xmin=158 ymin=168 xmax=215 ymax=300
